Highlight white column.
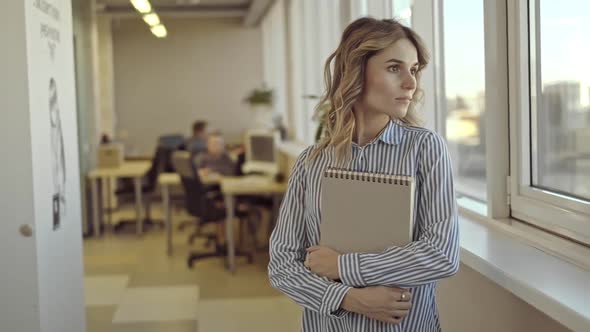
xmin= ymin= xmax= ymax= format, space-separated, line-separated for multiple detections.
xmin=484 ymin=0 xmax=510 ymax=218
xmin=366 ymin=0 xmax=389 ymax=19
xmin=412 ymin=0 xmax=438 ymax=131
xmin=286 ymin=0 xmax=305 ymax=141
xmin=96 ymin=14 xmax=116 ymax=139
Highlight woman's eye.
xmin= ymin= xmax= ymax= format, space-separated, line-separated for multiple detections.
xmin=410 ymin=67 xmax=418 ymax=75
xmin=388 ymin=65 xmax=399 ymax=73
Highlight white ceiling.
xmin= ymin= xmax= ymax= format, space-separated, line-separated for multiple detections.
xmin=97 ymin=0 xmax=270 ymax=26
xmin=98 ymin=0 xmax=250 ymax=6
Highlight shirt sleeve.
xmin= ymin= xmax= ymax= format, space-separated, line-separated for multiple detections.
xmin=338 ymin=132 xmax=460 ymax=288
xmin=268 ymin=147 xmax=352 ymax=318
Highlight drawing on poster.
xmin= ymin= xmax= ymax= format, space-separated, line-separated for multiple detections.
xmin=49 ymin=77 xmax=66 ymax=230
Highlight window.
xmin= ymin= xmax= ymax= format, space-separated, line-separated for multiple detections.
xmin=509 ymin=0 xmax=590 ymax=245
xmin=530 ymin=0 xmax=590 ymax=201
xmin=442 ymin=0 xmax=487 ymax=203
xmin=392 ymin=0 xmax=412 ymax=26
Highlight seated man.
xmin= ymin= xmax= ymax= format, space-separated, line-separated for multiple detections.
xmin=186 ymin=120 xmax=208 ymax=155
xmin=194 ymin=132 xmax=251 ymax=251
xmin=195 ymin=132 xmax=237 ymax=178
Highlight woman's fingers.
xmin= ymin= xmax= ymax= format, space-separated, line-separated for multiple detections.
xmin=394 ymin=301 xmax=412 ymax=310
xmin=391 ymin=309 xmax=410 ymax=318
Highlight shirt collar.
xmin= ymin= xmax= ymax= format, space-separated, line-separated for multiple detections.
xmin=377 ymin=119 xmax=404 ymax=145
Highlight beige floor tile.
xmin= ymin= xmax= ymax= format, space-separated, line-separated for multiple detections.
xmin=84 ymin=253 xmax=139 ymax=267
xmin=127 ymin=270 xmax=200 ymax=287
xmin=86 ymin=306 xmax=117 ymax=332
xmin=193 ymin=258 xmax=281 ymax=299
xmin=113 ymin=286 xmax=199 ymax=323
xmin=85 ymin=275 xmax=130 ymax=306
xmin=85 ymin=263 xmax=138 ymax=276
xmin=197 ymin=296 xmax=301 ymax=332
xmin=109 ymin=320 xmax=198 ymax=332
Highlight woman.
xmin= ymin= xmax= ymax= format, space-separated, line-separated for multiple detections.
xmin=268 ymin=18 xmax=459 ymax=332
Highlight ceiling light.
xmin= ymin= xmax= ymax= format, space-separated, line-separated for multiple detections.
xmin=130 ymin=0 xmax=152 ymax=14
xmin=151 ymin=24 xmax=167 ymax=38
xmin=143 ymin=13 xmax=160 ymax=26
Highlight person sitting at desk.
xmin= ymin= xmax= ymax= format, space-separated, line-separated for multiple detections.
xmin=186 ymin=120 xmax=208 ymax=155
xmin=194 ymin=132 xmax=252 ymax=253
xmin=195 ymin=132 xmax=237 ymax=178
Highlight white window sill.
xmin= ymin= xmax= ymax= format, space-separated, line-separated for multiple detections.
xmin=278 ymin=139 xmax=590 ymax=332
xmin=459 ymin=212 xmax=590 ymax=332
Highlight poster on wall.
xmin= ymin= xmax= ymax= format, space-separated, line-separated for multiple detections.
xmin=50 ymin=77 xmax=66 ymax=229
xmin=27 ymin=0 xmax=80 ymax=232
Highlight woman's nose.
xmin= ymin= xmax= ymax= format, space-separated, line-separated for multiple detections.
xmin=402 ymin=73 xmax=416 ymax=90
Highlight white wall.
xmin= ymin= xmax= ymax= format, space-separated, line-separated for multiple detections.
xmin=0 ymin=2 xmax=41 ymax=330
xmin=437 ymin=264 xmax=571 ymax=332
xmin=261 ymin=0 xmax=288 ymax=128
xmin=0 ymin=0 xmax=85 ymax=331
xmin=111 ymin=17 xmax=264 ymax=156
xmin=97 ymin=15 xmax=116 ymax=139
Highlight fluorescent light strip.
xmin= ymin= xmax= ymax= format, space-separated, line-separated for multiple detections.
xmin=130 ymin=0 xmax=152 ymax=14
xmin=150 ymin=24 xmax=167 ymax=38
xmin=143 ymin=13 xmax=160 ymax=26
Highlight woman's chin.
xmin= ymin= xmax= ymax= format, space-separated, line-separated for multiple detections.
xmin=386 ymin=107 xmax=408 ymax=120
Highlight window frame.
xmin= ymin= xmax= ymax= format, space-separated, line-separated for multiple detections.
xmin=507 ymin=0 xmax=590 ymax=244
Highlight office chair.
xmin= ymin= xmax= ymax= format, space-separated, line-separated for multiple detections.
xmin=113 ymin=135 xmax=184 ymax=232
xmin=158 ymin=134 xmax=185 ymax=150
xmin=171 ymin=151 xmax=255 ymax=268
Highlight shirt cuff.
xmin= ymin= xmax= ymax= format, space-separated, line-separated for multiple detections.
xmin=319 ymin=282 xmax=352 ymax=318
xmin=338 ymin=253 xmax=366 ymax=287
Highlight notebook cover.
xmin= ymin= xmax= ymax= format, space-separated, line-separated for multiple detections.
xmin=320 ymin=169 xmax=415 ymax=253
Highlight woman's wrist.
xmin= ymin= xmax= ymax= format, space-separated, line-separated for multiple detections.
xmin=341 ymin=288 xmax=362 ymax=313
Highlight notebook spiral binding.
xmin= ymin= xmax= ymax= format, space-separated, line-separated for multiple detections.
xmin=324 ymin=168 xmax=413 ymax=186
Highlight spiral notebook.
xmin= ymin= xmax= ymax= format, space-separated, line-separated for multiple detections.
xmin=320 ymin=168 xmax=416 ymax=254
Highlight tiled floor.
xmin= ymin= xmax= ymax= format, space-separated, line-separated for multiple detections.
xmin=84 ymin=204 xmax=301 ymax=331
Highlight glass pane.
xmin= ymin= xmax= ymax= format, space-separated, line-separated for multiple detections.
xmin=392 ymin=0 xmax=412 ymax=26
xmin=443 ymin=0 xmax=487 ymax=202
xmin=532 ymin=0 xmax=590 ymax=201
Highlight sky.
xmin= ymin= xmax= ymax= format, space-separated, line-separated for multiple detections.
xmin=442 ymin=0 xmax=590 ymax=106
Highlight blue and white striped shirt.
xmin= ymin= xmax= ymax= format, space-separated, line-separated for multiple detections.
xmin=269 ymin=120 xmax=460 ymax=332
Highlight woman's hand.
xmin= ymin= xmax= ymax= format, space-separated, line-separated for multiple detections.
xmin=304 ymin=246 xmax=340 ymax=280
xmin=341 ymin=286 xmax=412 ymax=324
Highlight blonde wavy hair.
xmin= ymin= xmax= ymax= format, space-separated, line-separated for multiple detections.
xmin=310 ymin=17 xmax=429 ymax=164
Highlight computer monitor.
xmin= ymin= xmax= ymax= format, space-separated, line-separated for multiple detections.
xmin=242 ymin=129 xmax=280 ymax=175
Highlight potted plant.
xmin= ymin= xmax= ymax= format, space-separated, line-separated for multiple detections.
xmin=244 ymin=87 xmax=274 ymax=128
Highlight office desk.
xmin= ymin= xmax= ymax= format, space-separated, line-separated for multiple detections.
xmin=220 ymin=176 xmax=287 ymax=273
xmin=158 ymin=173 xmax=287 ymax=272
xmin=88 ymin=161 xmax=151 ymax=236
